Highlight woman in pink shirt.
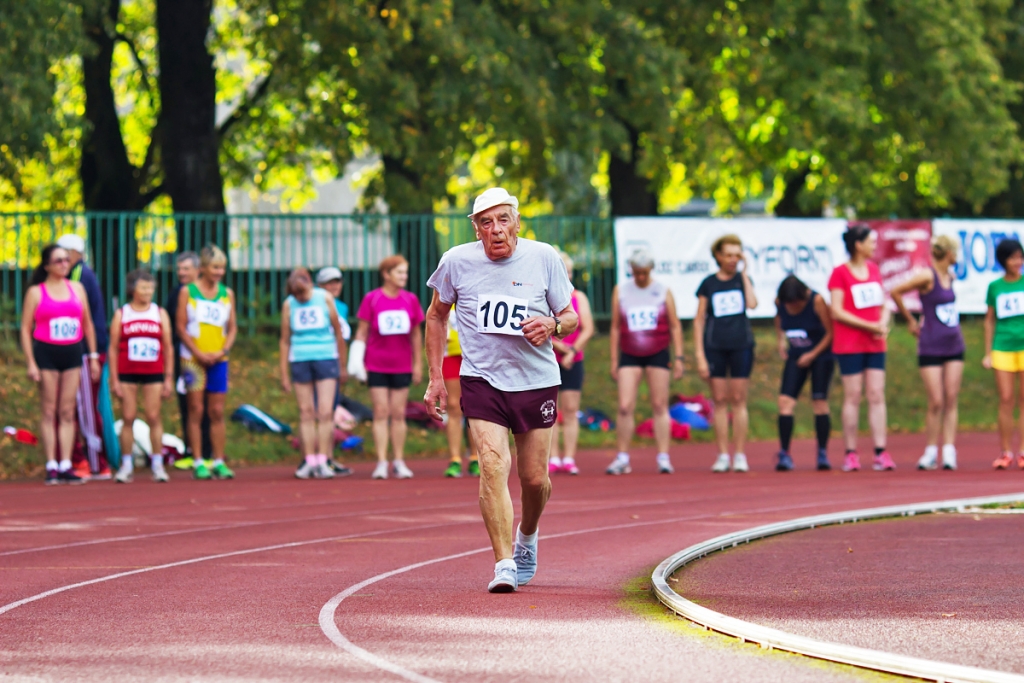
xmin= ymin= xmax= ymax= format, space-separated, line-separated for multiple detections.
xmin=828 ymin=225 xmax=893 ymax=473
xmin=19 ymin=244 xmax=102 ymax=485
xmin=355 ymin=255 xmax=425 ymax=480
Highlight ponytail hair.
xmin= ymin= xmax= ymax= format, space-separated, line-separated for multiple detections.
xmin=31 ymin=244 xmax=61 ymax=286
xmin=843 ymin=224 xmax=872 ymax=256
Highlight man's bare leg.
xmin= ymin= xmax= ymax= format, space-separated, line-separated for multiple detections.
xmin=470 ymin=419 xmax=515 ymax=562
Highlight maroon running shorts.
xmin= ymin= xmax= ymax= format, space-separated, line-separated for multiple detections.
xmin=460 ymin=376 xmax=559 ymax=434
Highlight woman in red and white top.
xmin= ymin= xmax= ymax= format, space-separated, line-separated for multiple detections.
xmin=108 ymin=270 xmax=174 ymax=483
xmin=828 ymin=225 xmax=893 ymax=473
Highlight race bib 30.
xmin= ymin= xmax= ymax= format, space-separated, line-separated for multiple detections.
xmin=195 ymin=300 xmax=229 ymax=327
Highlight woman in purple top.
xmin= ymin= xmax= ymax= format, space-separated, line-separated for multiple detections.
xmin=891 ymin=235 xmax=965 ymax=470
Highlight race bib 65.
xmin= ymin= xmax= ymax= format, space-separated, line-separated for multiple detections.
xmin=377 ymin=309 xmax=412 ymax=336
xmin=293 ymin=306 xmax=325 ymax=331
xmin=477 ymin=294 xmax=528 ymax=336
xmin=711 ymin=290 xmax=744 ymax=317
xmin=850 ymin=282 xmax=884 ymax=309
xmin=996 ymin=292 xmax=1024 ymax=319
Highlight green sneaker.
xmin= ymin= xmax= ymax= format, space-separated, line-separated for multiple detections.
xmin=193 ymin=460 xmax=211 ymax=480
xmin=444 ymin=461 xmax=463 ymax=478
xmin=211 ymin=462 xmax=235 ymax=479
xmin=174 ymin=456 xmax=194 ymax=471
xmin=468 ymin=459 xmax=480 ymax=477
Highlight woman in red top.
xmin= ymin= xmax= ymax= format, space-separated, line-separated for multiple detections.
xmin=827 ymin=225 xmax=893 ymax=473
xmin=108 ymin=270 xmax=174 ymax=483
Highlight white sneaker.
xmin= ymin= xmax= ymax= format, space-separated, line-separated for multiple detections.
xmin=917 ymin=450 xmax=938 ymax=471
xmin=315 ymin=462 xmax=336 ymax=479
xmin=151 ymin=464 xmax=170 ymax=482
xmin=942 ymin=445 xmax=957 ymax=470
xmin=711 ymin=453 xmax=731 ymax=472
xmin=371 ymin=461 xmax=389 ymax=479
xmin=657 ymin=454 xmax=674 ymax=474
xmin=392 ymin=460 xmax=414 ymax=479
xmin=732 ymin=453 xmax=749 ymax=472
xmin=114 ymin=465 xmax=133 ymax=483
xmin=487 ymin=559 xmax=518 ymax=593
xmin=605 ymin=454 xmax=632 ymax=475
xmin=295 ymin=461 xmax=316 ymax=480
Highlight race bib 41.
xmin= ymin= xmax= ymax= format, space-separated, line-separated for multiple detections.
xmin=996 ymin=292 xmax=1024 ymax=319
xmin=477 ymin=294 xmax=528 ymax=336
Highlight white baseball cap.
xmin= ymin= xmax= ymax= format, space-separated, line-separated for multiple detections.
xmin=56 ymin=234 xmax=86 ymax=253
xmin=468 ymin=187 xmax=519 ymax=218
xmin=316 ymin=266 xmax=343 ymax=284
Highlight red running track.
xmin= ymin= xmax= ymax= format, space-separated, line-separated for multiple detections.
xmin=2 ymin=432 xmax=1023 ymax=682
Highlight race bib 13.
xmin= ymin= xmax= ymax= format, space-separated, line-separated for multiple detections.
xmin=711 ymin=290 xmax=744 ymax=317
xmin=477 ymin=294 xmax=528 ymax=336
xmin=850 ymin=282 xmax=884 ymax=309
xmin=377 ymin=309 xmax=412 ymax=336
xmin=626 ymin=306 xmax=659 ymax=332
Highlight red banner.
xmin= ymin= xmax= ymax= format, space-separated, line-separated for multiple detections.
xmin=862 ymin=219 xmax=932 ymax=311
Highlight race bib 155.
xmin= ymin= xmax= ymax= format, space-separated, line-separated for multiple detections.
xmin=477 ymin=294 xmax=528 ymax=336
xmin=626 ymin=306 xmax=659 ymax=332
xmin=996 ymin=292 xmax=1024 ymax=319
xmin=850 ymin=282 xmax=884 ymax=309
xmin=711 ymin=290 xmax=744 ymax=317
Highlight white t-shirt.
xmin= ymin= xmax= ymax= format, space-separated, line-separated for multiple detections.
xmin=427 ymin=239 xmax=573 ymax=391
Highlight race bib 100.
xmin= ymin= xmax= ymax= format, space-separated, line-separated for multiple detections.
xmin=996 ymin=292 xmax=1024 ymax=319
xmin=626 ymin=306 xmax=659 ymax=332
xmin=195 ymin=300 xmax=229 ymax=327
xmin=292 ymin=306 xmax=326 ymax=332
xmin=128 ymin=337 xmax=160 ymax=362
xmin=377 ymin=309 xmax=411 ymax=336
xmin=934 ymin=302 xmax=959 ymax=327
xmin=49 ymin=316 xmax=80 ymax=342
xmin=711 ymin=290 xmax=744 ymax=317
xmin=850 ymin=282 xmax=884 ymax=309
xmin=477 ymin=294 xmax=528 ymax=336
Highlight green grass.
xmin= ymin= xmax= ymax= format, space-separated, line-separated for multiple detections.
xmin=0 ymin=319 xmax=996 ymax=479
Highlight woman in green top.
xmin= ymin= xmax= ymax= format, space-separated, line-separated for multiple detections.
xmin=983 ymin=238 xmax=1024 ymax=469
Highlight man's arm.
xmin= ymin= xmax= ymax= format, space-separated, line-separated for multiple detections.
xmin=423 ymin=290 xmax=454 ymax=419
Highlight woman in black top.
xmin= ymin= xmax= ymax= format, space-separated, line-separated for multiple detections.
xmin=774 ymin=275 xmax=834 ymax=472
xmin=694 ymin=234 xmax=758 ymax=473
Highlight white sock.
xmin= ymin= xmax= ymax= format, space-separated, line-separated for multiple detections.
xmin=735 ymin=453 xmax=746 ymax=459
xmin=563 ymin=457 xmax=575 ymax=464
xmin=517 ymin=525 xmax=538 ymax=546
xmin=212 ymin=458 xmax=224 ymax=468
xmin=719 ymin=453 xmax=730 ymax=459
xmin=151 ymin=453 xmax=163 ymax=467
xmin=58 ymin=460 xmax=71 ymax=472
xmin=657 ymin=452 xmax=671 ymax=462
xmin=923 ymin=445 xmax=939 ymax=458
xmin=496 ymin=558 xmax=517 ymax=571
xmin=305 ymin=454 xmax=318 ymax=466
xmin=549 ymin=455 xmax=562 ymax=466
xmin=120 ymin=458 xmax=134 ymax=472
xmin=616 ymin=451 xmax=630 ymax=463
xmin=46 ymin=461 xmax=58 ymax=471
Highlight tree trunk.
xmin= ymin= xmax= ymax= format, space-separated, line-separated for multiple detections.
xmin=383 ymin=156 xmax=440 ymax=304
xmin=608 ymin=125 xmax=658 ymax=217
xmin=773 ymin=167 xmax=816 ymax=217
xmin=156 ymin=0 xmax=225 ymax=221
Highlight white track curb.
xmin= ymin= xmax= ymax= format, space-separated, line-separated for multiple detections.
xmin=652 ymin=492 xmax=1024 ymax=683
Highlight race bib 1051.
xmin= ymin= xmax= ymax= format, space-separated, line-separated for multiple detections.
xmin=711 ymin=290 xmax=744 ymax=317
xmin=626 ymin=306 xmax=659 ymax=332
xmin=477 ymin=294 xmax=528 ymax=336
xmin=934 ymin=302 xmax=959 ymax=327
xmin=48 ymin=316 xmax=80 ymax=342
xmin=128 ymin=337 xmax=160 ymax=362
xmin=996 ymin=292 xmax=1024 ymax=319
xmin=377 ymin=309 xmax=412 ymax=336
xmin=292 ymin=306 xmax=326 ymax=332
xmin=850 ymin=282 xmax=884 ymax=309
xmin=195 ymin=300 xmax=229 ymax=327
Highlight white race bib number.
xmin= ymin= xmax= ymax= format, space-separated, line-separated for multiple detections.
xmin=195 ymin=300 xmax=228 ymax=327
xmin=377 ymin=309 xmax=411 ymax=336
xmin=49 ymin=317 xmax=80 ymax=342
xmin=934 ymin=302 xmax=959 ymax=327
xmin=626 ymin=306 xmax=659 ymax=332
xmin=292 ymin=306 xmax=325 ymax=331
xmin=785 ymin=329 xmax=812 ymax=347
xmin=128 ymin=337 xmax=160 ymax=362
xmin=477 ymin=294 xmax=528 ymax=336
xmin=711 ymin=290 xmax=745 ymax=317
xmin=996 ymin=292 xmax=1024 ymax=319
xmin=850 ymin=282 xmax=885 ymax=309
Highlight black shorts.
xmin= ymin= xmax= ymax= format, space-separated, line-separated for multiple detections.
xmin=559 ymin=361 xmax=584 ymax=391
xmin=619 ymin=348 xmax=671 ymax=369
xmin=460 ymin=376 xmax=559 ymax=434
xmin=780 ymin=353 xmax=835 ymax=401
xmin=119 ymin=373 xmax=164 ymax=385
xmin=367 ymin=371 xmax=412 ymax=389
xmin=33 ymin=340 xmax=83 ymax=372
xmin=918 ymin=352 xmax=965 ymax=368
xmin=836 ymin=352 xmax=886 ymax=375
xmin=705 ymin=346 xmax=754 ymax=379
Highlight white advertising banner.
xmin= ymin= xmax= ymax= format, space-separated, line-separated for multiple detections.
xmin=932 ymin=219 xmax=1024 ymax=314
xmin=614 ymin=218 xmax=849 ymax=319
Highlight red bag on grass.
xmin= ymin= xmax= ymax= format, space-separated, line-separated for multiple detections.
xmin=635 ymin=418 xmax=691 ymax=440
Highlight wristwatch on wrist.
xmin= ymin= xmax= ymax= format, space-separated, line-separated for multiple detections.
xmin=553 ymin=316 xmax=563 ymax=337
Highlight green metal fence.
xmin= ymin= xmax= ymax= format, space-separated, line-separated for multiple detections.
xmin=0 ymin=213 xmax=615 ymax=335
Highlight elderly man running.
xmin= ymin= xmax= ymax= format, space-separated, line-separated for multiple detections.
xmin=425 ymin=188 xmax=579 ymax=593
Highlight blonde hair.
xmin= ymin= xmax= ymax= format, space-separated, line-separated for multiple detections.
xmin=200 ymin=244 xmax=227 ymax=268
xmin=554 ymin=247 xmax=574 ymax=271
xmin=711 ymin=234 xmax=743 ymax=257
xmin=931 ymin=234 xmax=958 ymax=261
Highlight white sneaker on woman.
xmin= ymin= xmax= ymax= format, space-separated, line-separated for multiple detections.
xmin=711 ymin=453 xmax=731 ymax=473
xmin=371 ymin=461 xmax=389 ymax=479
xmin=392 ymin=460 xmax=414 ymax=479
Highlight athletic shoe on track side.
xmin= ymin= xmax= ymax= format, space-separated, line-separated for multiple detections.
xmin=993 ymin=452 xmax=1013 ymax=470
xmin=444 ymin=461 xmax=463 ymax=478
xmin=393 ymin=460 xmax=414 ymax=479
xmin=114 ymin=465 xmax=133 ymax=483
xmin=917 ymin=451 xmax=938 ymax=471
xmin=606 ymin=454 xmax=632 ymax=475
xmin=45 ymin=469 xmax=60 ymax=486
xmin=174 ymin=456 xmax=194 ymax=470
xmin=563 ymin=459 xmax=579 ymax=475
xmin=59 ymin=469 xmax=87 ymax=485
xmin=775 ymin=451 xmax=794 ymax=472
xmin=212 ymin=462 xmax=235 ymax=479
xmin=816 ymin=449 xmax=832 ymax=471
xmin=372 ymin=461 xmax=388 ymax=479
xmin=72 ymin=461 xmax=92 ymax=481
xmin=92 ymin=464 xmax=113 ymax=481
xmin=488 ymin=559 xmax=518 ymax=593
xmin=152 ymin=465 xmax=170 ymax=482
xmin=548 ymin=457 xmax=562 ymax=474
xmin=873 ymin=451 xmax=896 ymax=471
xmin=941 ymin=446 xmax=957 ymax=471
xmin=315 ymin=462 xmax=336 ymax=479
xmin=657 ymin=454 xmax=674 ymax=474
xmin=732 ymin=454 xmax=749 ymax=472
xmin=295 ymin=462 xmax=315 ymax=479
xmin=329 ymin=459 xmax=353 ymax=477
xmin=194 ymin=461 xmax=212 ymax=480
xmin=711 ymin=453 xmax=731 ymax=473
xmin=513 ymin=535 xmax=538 ymax=585
xmin=842 ymin=452 xmax=861 ymax=472
xmin=468 ymin=459 xmax=480 ymax=477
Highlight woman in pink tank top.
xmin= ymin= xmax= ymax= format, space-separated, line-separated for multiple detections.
xmin=20 ymin=244 xmax=102 ymax=485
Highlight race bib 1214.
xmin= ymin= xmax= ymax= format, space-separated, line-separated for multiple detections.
xmin=477 ymin=294 xmax=528 ymax=336
xmin=850 ymin=282 xmax=885 ymax=309
xmin=711 ymin=290 xmax=744 ymax=317
xmin=996 ymin=292 xmax=1024 ymax=319
xmin=377 ymin=309 xmax=412 ymax=336
xmin=128 ymin=337 xmax=160 ymax=362
xmin=626 ymin=306 xmax=659 ymax=332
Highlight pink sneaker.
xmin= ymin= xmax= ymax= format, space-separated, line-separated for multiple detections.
xmin=842 ymin=452 xmax=861 ymax=472
xmin=873 ymin=451 xmax=897 ymax=471
xmin=563 ymin=460 xmax=579 ymax=475
xmin=548 ymin=459 xmax=562 ymax=474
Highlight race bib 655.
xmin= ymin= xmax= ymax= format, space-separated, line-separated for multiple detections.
xmin=477 ymin=294 xmax=528 ymax=336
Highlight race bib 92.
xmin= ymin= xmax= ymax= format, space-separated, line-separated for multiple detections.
xmin=850 ymin=282 xmax=884 ymax=309
xmin=996 ymin=292 xmax=1024 ymax=319
xmin=626 ymin=306 xmax=659 ymax=332
xmin=195 ymin=300 xmax=229 ymax=327
xmin=49 ymin=316 xmax=80 ymax=342
xmin=292 ymin=306 xmax=325 ymax=331
xmin=477 ymin=294 xmax=528 ymax=336
xmin=934 ymin=302 xmax=959 ymax=327
xmin=377 ymin=309 xmax=411 ymax=336
xmin=128 ymin=338 xmax=160 ymax=362
xmin=711 ymin=290 xmax=744 ymax=317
